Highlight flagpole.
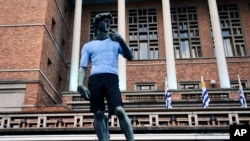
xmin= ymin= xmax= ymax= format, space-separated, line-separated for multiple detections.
xmin=237 ymin=75 xmax=240 ymax=85
xmin=165 ymin=77 xmax=168 ymax=90
xmin=201 ymin=75 xmax=205 ymax=89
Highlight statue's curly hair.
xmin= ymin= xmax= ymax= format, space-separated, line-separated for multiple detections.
xmin=92 ymin=12 xmax=113 ymax=28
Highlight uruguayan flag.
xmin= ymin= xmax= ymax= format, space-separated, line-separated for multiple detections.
xmin=201 ymin=76 xmax=210 ymax=108
xmin=165 ymin=78 xmax=172 ymax=109
xmin=165 ymin=87 xmax=172 ymax=109
xmin=238 ymin=75 xmax=247 ymax=108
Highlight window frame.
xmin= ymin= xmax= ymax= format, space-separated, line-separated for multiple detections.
xmin=135 ymin=83 xmax=157 ymax=91
xmin=128 ymin=8 xmax=159 ymax=60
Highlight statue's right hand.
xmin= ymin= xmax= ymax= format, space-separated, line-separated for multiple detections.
xmin=109 ymin=29 xmax=122 ymax=42
xmin=77 ymin=85 xmax=91 ymax=101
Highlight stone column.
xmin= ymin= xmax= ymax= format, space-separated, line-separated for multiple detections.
xmin=208 ymin=0 xmax=230 ymax=88
xmin=162 ymin=0 xmax=177 ymax=89
xmin=69 ymin=0 xmax=82 ymax=92
xmin=118 ymin=0 xmax=127 ymax=90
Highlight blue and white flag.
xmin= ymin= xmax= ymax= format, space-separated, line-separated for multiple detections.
xmin=165 ymin=87 xmax=172 ymax=109
xmin=238 ymin=75 xmax=247 ymax=108
xmin=165 ymin=78 xmax=172 ymax=109
xmin=201 ymin=76 xmax=210 ymax=108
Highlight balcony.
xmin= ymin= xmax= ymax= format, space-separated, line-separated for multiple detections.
xmin=0 ymin=89 xmax=249 ymax=140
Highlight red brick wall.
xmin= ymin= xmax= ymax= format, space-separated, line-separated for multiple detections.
xmin=127 ymin=60 xmax=166 ymax=90
xmin=24 ymin=83 xmax=40 ymax=105
xmin=45 ymin=0 xmax=74 ymax=62
xmin=0 ymin=0 xmax=47 ymax=24
xmin=0 ymin=0 xmax=74 ymax=109
xmin=0 ymin=26 xmax=43 ymax=69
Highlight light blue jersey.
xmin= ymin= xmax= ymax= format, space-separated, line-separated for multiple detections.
xmin=80 ymin=38 xmax=123 ymax=75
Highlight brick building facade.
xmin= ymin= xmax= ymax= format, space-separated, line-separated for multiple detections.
xmin=0 ymin=0 xmax=250 ymax=140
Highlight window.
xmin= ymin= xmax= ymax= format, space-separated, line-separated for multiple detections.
xmin=61 ymin=39 xmax=65 ymax=49
xmin=47 ymin=58 xmax=52 ymax=76
xmin=128 ymin=8 xmax=159 ymax=60
xmin=179 ymin=82 xmax=200 ymax=89
xmin=51 ymin=18 xmax=56 ymax=31
xmin=171 ymin=7 xmax=202 ymax=58
xmin=230 ymin=81 xmax=247 ymax=89
xmin=64 ymin=7 xmax=68 ymax=16
xmin=47 ymin=58 xmax=52 ymax=66
xmin=89 ymin=11 xmax=118 ymax=40
xmin=210 ymin=93 xmax=229 ymax=99
xmin=57 ymin=75 xmax=63 ymax=92
xmin=0 ymin=84 xmax=26 ymax=112
xmin=135 ymin=83 xmax=156 ymax=91
xmin=212 ymin=4 xmax=246 ymax=57
xmin=182 ymin=93 xmax=201 ymax=100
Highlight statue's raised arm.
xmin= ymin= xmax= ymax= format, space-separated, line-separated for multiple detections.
xmin=109 ymin=29 xmax=133 ymax=61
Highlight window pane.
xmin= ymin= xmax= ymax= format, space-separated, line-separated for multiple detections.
xmin=192 ymin=48 xmax=196 ymax=58
xmin=141 ymin=86 xmax=150 ymax=90
xmin=149 ymin=49 xmax=154 ymax=59
xmin=173 ymin=31 xmax=178 ymax=38
xmin=154 ymin=49 xmax=159 ymax=59
xmin=222 ymin=29 xmax=230 ymax=36
xmin=181 ymin=40 xmax=190 ymax=58
xmin=139 ymin=34 xmax=147 ymax=39
xmin=134 ymin=49 xmax=138 ymax=60
xmin=180 ymin=31 xmax=188 ymax=38
xmin=240 ymin=45 xmax=245 ymax=56
xmin=140 ymin=42 xmax=148 ymax=59
xmin=223 ymin=38 xmax=233 ymax=56
xmin=175 ymin=48 xmax=180 ymax=58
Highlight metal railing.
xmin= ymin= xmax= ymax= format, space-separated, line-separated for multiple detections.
xmin=0 ymin=108 xmax=249 ymax=130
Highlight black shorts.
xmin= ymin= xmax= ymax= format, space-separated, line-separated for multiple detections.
xmin=88 ymin=73 xmax=123 ymax=116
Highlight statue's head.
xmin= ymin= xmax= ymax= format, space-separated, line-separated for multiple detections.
xmin=92 ymin=12 xmax=113 ymax=29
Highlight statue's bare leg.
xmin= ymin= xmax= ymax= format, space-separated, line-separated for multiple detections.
xmin=114 ymin=106 xmax=134 ymax=141
xmin=94 ymin=110 xmax=110 ymax=141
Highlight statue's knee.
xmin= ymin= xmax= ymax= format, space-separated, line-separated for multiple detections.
xmin=95 ymin=110 xmax=105 ymax=120
xmin=114 ymin=106 xmax=126 ymax=118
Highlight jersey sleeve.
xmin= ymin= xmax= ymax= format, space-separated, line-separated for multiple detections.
xmin=79 ymin=44 xmax=90 ymax=67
